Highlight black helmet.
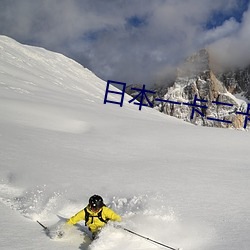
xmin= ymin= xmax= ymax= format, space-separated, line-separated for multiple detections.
xmin=89 ymin=195 xmax=104 ymax=210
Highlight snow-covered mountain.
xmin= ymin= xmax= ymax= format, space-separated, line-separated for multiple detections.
xmin=0 ymin=36 xmax=250 ymax=250
xmin=218 ymin=65 xmax=250 ymax=100
xmin=153 ymin=49 xmax=249 ymax=129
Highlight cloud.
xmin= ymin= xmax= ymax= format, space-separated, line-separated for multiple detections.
xmin=0 ymin=0 xmax=249 ymax=86
xmin=200 ymin=18 xmax=240 ymax=45
xmin=209 ymin=3 xmax=250 ymax=69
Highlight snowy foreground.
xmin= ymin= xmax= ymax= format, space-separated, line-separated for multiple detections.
xmin=0 ymin=36 xmax=250 ymax=250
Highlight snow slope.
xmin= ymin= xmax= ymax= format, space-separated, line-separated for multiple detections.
xmin=0 ymin=36 xmax=250 ymax=250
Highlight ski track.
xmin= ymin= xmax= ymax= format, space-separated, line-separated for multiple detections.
xmin=0 ymin=36 xmax=227 ymax=250
xmin=0 ymin=180 xmax=211 ymax=250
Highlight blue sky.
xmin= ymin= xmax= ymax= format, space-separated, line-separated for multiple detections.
xmin=0 ymin=0 xmax=249 ymax=86
xmin=206 ymin=0 xmax=249 ymax=28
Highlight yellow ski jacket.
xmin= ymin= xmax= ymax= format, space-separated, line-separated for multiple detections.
xmin=67 ymin=206 xmax=121 ymax=233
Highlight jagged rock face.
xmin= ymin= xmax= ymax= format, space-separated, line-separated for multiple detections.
xmin=157 ymin=49 xmax=248 ymax=129
xmin=217 ymin=66 xmax=250 ymax=99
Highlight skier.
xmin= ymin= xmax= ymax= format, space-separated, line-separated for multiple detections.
xmin=66 ymin=194 xmax=121 ymax=239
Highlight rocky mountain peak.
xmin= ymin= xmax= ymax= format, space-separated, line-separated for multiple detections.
xmin=217 ymin=66 xmax=250 ymax=100
xmin=154 ymin=49 xmax=249 ymax=129
xmin=177 ymin=48 xmax=210 ymax=78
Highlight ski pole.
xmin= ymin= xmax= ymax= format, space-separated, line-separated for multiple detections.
xmin=122 ymin=227 xmax=180 ymax=250
xmin=37 ymin=220 xmax=48 ymax=231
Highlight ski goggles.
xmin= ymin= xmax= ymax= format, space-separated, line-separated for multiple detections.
xmin=89 ymin=205 xmax=101 ymax=212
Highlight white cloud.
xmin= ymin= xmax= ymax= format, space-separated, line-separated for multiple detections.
xmin=209 ymin=5 xmax=250 ymax=69
xmin=200 ymin=18 xmax=240 ymax=45
xmin=0 ymin=0 xmax=249 ymax=85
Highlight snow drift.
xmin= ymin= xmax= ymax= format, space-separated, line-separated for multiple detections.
xmin=0 ymin=36 xmax=250 ymax=250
